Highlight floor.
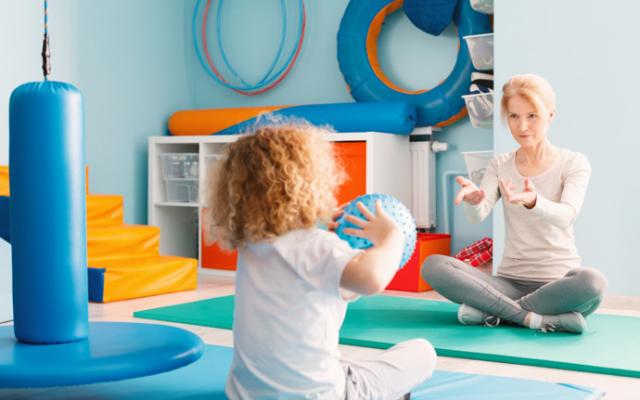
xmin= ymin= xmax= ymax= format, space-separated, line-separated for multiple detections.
xmin=84 ymin=270 xmax=640 ymax=400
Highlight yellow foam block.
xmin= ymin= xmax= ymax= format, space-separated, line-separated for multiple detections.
xmin=0 ymin=166 xmax=8 ymax=196
xmin=88 ymin=224 xmax=160 ymax=262
xmin=92 ymin=256 xmax=198 ymax=302
xmin=87 ymin=194 xmax=124 ymax=228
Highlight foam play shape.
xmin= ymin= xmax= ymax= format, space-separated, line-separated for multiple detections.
xmin=0 ymin=344 xmax=604 ymax=399
xmin=86 ymin=194 xmax=124 ymax=228
xmin=168 ymin=101 xmax=416 ymax=136
xmin=84 ymin=194 xmax=197 ymax=302
xmin=0 ymin=167 xmax=8 ymax=196
xmin=88 ymin=224 xmax=160 ymax=261
xmin=88 ymin=256 xmax=197 ymax=303
xmin=0 ymin=190 xmax=197 ymax=303
xmin=135 ymin=295 xmax=640 ymax=378
xmin=3 ymin=80 xmax=203 ymax=388
xmin=0 ymin=322 xmax=203 ymax=388
xmin=336 ymin=193 xmax=417 ymax=268
xmin=10 ymin=81 xmax=88 ymax=343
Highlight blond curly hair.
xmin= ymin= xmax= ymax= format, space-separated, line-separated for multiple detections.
xmin=204 ymin=120 xmax=345 ymax=250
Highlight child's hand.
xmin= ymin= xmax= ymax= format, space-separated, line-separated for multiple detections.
xmin=342 ymin=200 xmax=403 ymax=247
xmin=454 ymin=176 xmax=485 ymax=205
xmin=499 ymin=178 xmax=537 ymax=208
xmin=327 ymin=203 xmax=347 ymax=232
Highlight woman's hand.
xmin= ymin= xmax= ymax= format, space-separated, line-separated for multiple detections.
xmin=499 ymin=178 xmax=537 ymax=208
xmin=327 ymin=203 xmax=348 ymax=232
xmin=342 ymin=201 xmax=403 ymax=247
xmin=454 ymin=176 xmax=485 ymax=205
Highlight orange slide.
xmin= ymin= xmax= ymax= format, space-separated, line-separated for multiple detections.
xmin=0 ymin=167 xmax=197 ymax=303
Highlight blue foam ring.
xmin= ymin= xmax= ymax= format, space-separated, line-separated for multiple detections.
xmin=336 ymin=193 xmax=417 ymax=268
xmin=337 ymin=0 xmax=492 ymax=127
xmin=0 ymin=322 xmax=204 ymax=388
xmin=9 ymin=81 xmax=88 ymax=344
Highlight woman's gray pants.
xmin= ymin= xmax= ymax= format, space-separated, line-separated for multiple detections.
xmin=421 ymin=255 xmax=607 ymax=325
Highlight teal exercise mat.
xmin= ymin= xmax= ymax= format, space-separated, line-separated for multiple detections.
xmin=0 ymin=344 xmax=604 ymax=399
xmin=134 ymin=295 xmax=640 ymax=378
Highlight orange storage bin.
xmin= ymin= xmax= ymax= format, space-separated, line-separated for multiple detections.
xmin=201 ymin=236 xmax=238 ymax=271
xmin=334 ymin=141 xmax=366 ymax=205
xmin=386 ymin=233 xmax=451 ymax=292
xmin=200 ymin=209 xmax=238 ymax=270
xmin=200 ymin=141 xmax=367 ymax=271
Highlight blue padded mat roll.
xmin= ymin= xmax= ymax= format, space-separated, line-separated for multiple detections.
xmin=216 ymin=101 xmax=417 ymax=135
xmin=0 ymin=344 xmax=603 ymax=399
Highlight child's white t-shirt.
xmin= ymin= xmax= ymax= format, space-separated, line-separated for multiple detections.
xmin=225 ymin=228 xmax=362 ymax=399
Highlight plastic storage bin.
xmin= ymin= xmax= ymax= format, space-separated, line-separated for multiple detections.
xmin=462 ymin=92 xmax=493 ymax=129
xmin=160 ymin=153 xmax=199 ymax=179
xmin=204 ymin=154 xmax=225 ymax=173
xmin=165 ymin=179 xmax=198 ymax=203
xmin=463 ymin=33 xmax=493 ymax=71
xmin=470 ymin=0 xmax=493 ymax=14
xmin=461 ymin=150 xmax=493 ymax=185
xmin=386 ymin=233 xmax=451 ymax=292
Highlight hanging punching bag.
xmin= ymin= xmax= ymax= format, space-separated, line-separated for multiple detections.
xmin=9 ymin=81 xmax=88 ymax=344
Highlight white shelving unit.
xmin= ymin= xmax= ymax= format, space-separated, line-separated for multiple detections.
xmin=148 ymin=133 xmax=418 ymax=270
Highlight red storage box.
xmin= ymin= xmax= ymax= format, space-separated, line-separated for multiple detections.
xmin=386 ymin=233 xmax=451 ymax=292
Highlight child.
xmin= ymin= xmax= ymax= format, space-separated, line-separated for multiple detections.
xmin=205 ymin=121 xmax=436 ymax=399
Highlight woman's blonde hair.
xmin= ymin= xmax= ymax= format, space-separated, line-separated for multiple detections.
xmin=500 ymin=74 xmax=556 ymax=121
xmin=204 ymin=119 xmax=345 ymax=250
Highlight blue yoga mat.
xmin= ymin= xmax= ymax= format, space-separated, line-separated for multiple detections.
xmin=0 ymin=344 xmax=603 ymax=399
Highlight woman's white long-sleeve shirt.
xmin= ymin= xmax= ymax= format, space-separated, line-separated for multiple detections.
xmin=463 ymin=149 xmax=591 ymax=282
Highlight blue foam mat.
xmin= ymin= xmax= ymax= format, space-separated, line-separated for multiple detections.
xmin=0 ymin=344 xmax=603 ymax=399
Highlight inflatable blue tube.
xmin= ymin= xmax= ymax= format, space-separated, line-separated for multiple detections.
xmin=216 ymin=101 xmax=416 ymax=135
xmin=9 ymin=82 xmax=88 ymax=344
xmin=337 ymin=0 xmax=491 ymax=127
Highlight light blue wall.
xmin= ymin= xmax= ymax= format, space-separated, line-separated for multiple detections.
xmin=495 ymin=0 xmax=640 ymax=295
xmin=0 ymin=0 xmax=80 ymax=322
xmin=0 ymin=1 xmax=79 ymax=162
xmin=75 ymin=1 xmax=193 ymax=224
xmin=186 ymin=0 xmax=492 ymax=253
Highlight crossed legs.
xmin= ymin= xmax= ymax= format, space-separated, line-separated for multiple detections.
xmin=421 ymin=255 xmax=607 ymax=326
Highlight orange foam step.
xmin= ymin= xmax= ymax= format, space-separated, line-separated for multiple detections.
xmin=87 ymin=194 xmax=124 ymax=228
xmin=88 ymin=224 xmax=160 ymax=262
xmin=88 ymin=255 xmax=198 ymax=302
xmin=0 ymin=166 xmax=8 ymax=196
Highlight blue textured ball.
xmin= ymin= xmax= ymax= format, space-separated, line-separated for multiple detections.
xmin=336 ymin=193 xmax=417 ymax=269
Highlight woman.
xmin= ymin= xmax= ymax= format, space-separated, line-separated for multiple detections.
xmin=422 ymin=74 xmax=607 ymax=334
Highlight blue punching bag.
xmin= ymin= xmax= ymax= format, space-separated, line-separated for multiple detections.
xmin=9 ymin=81 xmax=88 ymax=344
